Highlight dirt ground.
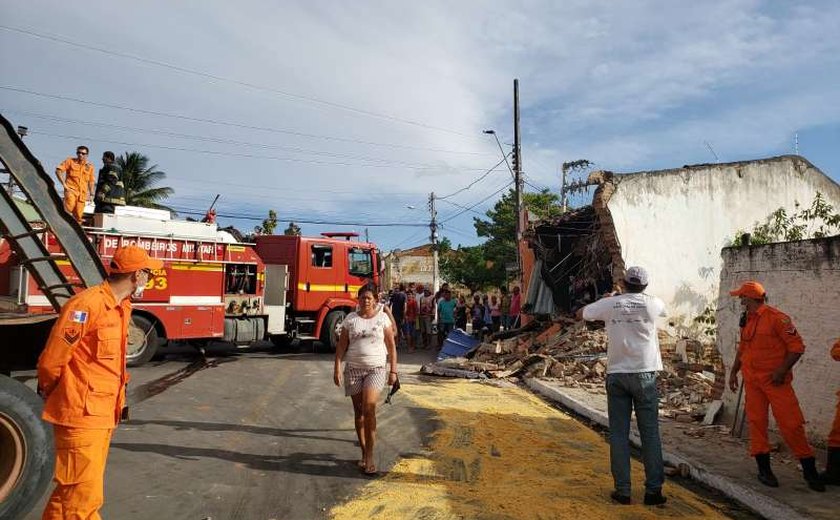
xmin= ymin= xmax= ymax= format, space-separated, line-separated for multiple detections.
xmin=331 ymin=378 xmax=745 ymax=520
xmin=534 ymin=382 xmax=838 ymax=520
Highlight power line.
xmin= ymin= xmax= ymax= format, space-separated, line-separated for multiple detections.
xmin=388 ymin=229 xmax=429 ymax=250
xmin=0 ymin=86 xmax=492 ymax=155
xmin=0 ymin=24 xmax=482 ymax=139
xmin=170 ymin=205 xmax=427 ymax=227
xmin=437 ymin=197 xmax=486 ymax=217
xmin=437 ymin=156 xmax=508 ymax=200
xmin=4 ymin=109 xmax=494 ymax=158
xmin=29 ymin=129 xmax=495 ymax=172
xmin=523 ymin=178 xmax=550 ymax=192
xmin=440 ymin=181 xmax=514 ymax=223
xmin=438 ymin=224 xmax=476 ymax=240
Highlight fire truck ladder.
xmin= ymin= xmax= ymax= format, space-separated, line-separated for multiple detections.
xmin=0 ymin=114 xmax=105 ymax=311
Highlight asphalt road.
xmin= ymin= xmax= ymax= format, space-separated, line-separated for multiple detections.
xmin=20 ymin=341 xmax=755 ymax=520
xmin=23 ymin=342 xmax=438 ymax=520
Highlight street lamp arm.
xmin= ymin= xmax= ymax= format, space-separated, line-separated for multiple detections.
xmin=484 ymin=129 xmax=516 ymax=182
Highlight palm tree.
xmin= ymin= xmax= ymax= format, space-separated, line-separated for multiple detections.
xmin=116 ymin=152 xmax=175 ymax=211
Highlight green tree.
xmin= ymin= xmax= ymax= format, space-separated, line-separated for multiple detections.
xmin=116 ymin=152 xmax=174 ymax=211
xmin=284 ymin=221 xmax=301 ymax=236
xmin=472 ymin=188 xmax=563 ymax=285
xmin=254 ymin=210 xmax=278 ymax=235
xmin=732 ymin=192 xmax=840 ymax=245
xmin=440 ymin=188 xmax=562 ymax=289
xmin=439 ymin=244 xmax=496 ymax=292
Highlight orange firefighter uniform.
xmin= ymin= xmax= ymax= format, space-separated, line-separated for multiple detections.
xmin=56 ymin=156 xmax=95 ymax=222
xmin=37 ymin=246 xmax=161 ymax=520
xmin=736 ymin=302 xmax=814 ymax=459
xmin=829 ymin=340 xmax=840 ymax=448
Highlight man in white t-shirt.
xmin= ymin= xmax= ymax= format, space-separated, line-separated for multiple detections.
xmin=581 ymin=266 xmax=667 ymax=507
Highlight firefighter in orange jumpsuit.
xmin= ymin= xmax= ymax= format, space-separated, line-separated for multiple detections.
xmin=37 ymin=245 xmax=163 ymax=519
xmin=55 ymin=146 xmax=96 ymax=222
xmin=821 ymin=339 xmax=840 ymax=485
xmin=727 ymin=281 xmax=824 ymax=492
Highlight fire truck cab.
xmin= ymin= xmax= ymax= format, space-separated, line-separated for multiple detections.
xmin=256 ymin=232 xmax=379 ymax=349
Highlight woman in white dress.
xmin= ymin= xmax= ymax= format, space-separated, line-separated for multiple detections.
xmin=334 ymin=286 xmax=398 ymax=474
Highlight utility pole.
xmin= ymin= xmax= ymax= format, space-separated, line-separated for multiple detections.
xmin=560 ymin=163 xmax=568 ymax=212
xmin=428 ymin=192 xmax=439 ymax=293
xmin=513 ymin=79 xmax=523 ymax=283
xmin=364 ymin=227 xmax=370 ymax=243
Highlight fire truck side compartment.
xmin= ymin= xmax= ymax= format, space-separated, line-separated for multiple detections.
xmin=263 ymin=264 xmax=288 ymax=335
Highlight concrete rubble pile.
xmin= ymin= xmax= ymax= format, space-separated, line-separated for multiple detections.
xmin=423 ymin=320 xmax=725 ymax=424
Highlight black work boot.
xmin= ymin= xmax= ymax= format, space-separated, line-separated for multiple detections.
xmin=800 ymin=457 xmax=826 ymax=492
xmin=754 ymin=453 xmax=779 ymax=487
xmin=643 ymin=491 xmax=667 ymax=506
xmin=820 ymin=447 xmax=840 ymax=485
xmin=610 ymin=491 xmax=631 ymax=505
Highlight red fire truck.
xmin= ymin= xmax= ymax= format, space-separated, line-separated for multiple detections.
xmin=0 ymin=114 xmax=381 ymax=518
xmin=255 ymin=232 xmax=378 ymax=347
xmin=0 ymin=209 xmax=380 ymax=367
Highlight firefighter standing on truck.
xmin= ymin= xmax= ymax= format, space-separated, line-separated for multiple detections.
xmin=93 ymin=151 xmax=126 ymax=214
xmin=37 ymin=245 xmax=163 ymax=519
xmin=55 ymin=145 xmax=96 ymax=223
xmin=727 ymin=281 xmax=825 ymax=492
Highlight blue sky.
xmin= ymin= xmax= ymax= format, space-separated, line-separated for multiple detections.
xmin=1 ymin=0 xmax=838 ymax=252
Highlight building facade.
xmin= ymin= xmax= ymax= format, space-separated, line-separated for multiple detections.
xmin=382 ymin=244 xmax=438 ymax=290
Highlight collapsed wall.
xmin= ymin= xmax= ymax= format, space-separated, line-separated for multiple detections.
xmin=717 ymin=236 xmax=840 ymax=442
xmin=606 ymin=155 xmax=840 ymax=327
xmin=527 ymin=155 xmax=840 ymax=327
xmin=527 ymin=170 xmax=625 ymax=313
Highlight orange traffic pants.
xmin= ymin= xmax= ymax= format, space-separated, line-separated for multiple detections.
xmin=744 ymin=376 xmax=813 ymax=459
xmin=63 ymin=189 xmax=86 ymax=222
xmin=42 ymin=426 xmax=113 ymax=520
xmin=829 ymin=394 xmax=840 ymax=448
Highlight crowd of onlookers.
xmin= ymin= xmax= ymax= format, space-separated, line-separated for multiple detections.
xmin=383 ymin=281 xmax=522 ymax=352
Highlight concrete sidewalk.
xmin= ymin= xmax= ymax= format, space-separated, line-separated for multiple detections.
xmin=526 ymin=378 xmax=837 ymax=520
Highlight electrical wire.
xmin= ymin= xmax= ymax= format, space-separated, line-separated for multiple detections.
xmin=1 ymin=86 xmax=490 ymax=155
xmin=389 ymin=229 xmax=430 ymax=250
xmin=437 ymin=156 xmax=507 ymax=200
xmin=29 ymin=129 xmax=494 ymax=171
xmin=4 ymin=109 xmax=494 ymax=157
xmin=437 ymin=197 xmax=486 ymax=217
xmin=439 ymin=224 xmax=476 ymax=240
xmin=170 ymin=205 xmax=427 ymax=227
xmin=440 ymin=181 xmax=514 ymax=223
xmin=0 ymin=24 xmax=482 ymax=139
xmin=523 ymin=178 xmax=551 ymax=192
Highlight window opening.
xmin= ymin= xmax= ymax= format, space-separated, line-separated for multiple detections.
xmin=311 ymin=245 xmax=333 ymax=268
xmin=348 ymin=247 xmax=372 ymax=277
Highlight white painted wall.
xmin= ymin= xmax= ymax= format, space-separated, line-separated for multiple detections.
xmin=606 ymin=156 xmax=840 ymax=326
xmin=716 ymin=237 xmax=840 ymax=442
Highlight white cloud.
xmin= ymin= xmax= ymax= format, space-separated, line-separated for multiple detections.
xmin=1 ymin=0 xmax=838 ymax=249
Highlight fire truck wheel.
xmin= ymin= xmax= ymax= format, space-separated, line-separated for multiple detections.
xmin=0 ymin=375 xmax=54 ymax=520
xmin=127 ymin=315 xmax=160 ymax=367
xmin=321 ymin=310 xmax=346 ymax=351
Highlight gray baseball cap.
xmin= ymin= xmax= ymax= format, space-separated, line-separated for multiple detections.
xmin=624 ymin=266 xmax=649 ymax=286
